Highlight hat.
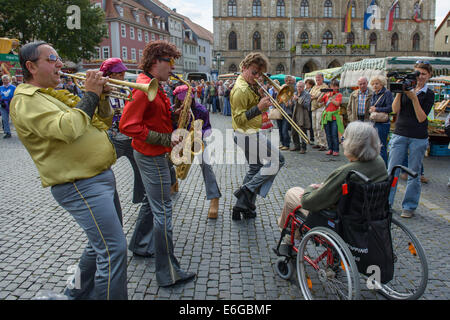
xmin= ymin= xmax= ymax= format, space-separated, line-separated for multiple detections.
xmin=99 ymin=58 xmax=128 ymax=74
xmin=173 ymin=85 xmax=194 ymax=102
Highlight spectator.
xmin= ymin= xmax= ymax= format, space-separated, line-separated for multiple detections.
xmin=291 ymin=81 xmax=311 ymax=154
xmin=304 ymin=79 xmax=316 ymax=144
xmin=387 ymin=61 xmax=435 ymax=218
xmin=347 ymin=76 xmax=373 ymax=123
xmin=218 ymin=80 xmax=224 ymax=113
xmin=310 ymin=73 xmax=329 ymax=151
xmin=0 ymin=74 xmax=16 ymax=138
xmin=223 ymin=80 xmax=232 ymax=116
xmin=277 ymin=75 xmax=295 ymax=150
xmin=320 ymin=79 xmax=343 ymax=156
xmin=369 ymin=75 xmax=393 ymax=167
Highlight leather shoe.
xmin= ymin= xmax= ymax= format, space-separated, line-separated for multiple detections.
xmin=242 ymin=209 xmax=256 ymax=219
xmin=3 ymin=133 xmax=11 ymax=139
xmin=232 ymin=207 xmax=243 ymax=220
xmin=160 ymin=272 xmax=196 ymax=287
xmin=233 ymin=187 xmax=256 ymax=211
xmin=299 ymin=149 xmax=306 ymax=154
xmin=207 ymin=198 xmax=219 ymax=219
xmin=132 ymin=252 xmax=154 ymax=258
xmin=290 ymin=147 xmax=300 ymax=151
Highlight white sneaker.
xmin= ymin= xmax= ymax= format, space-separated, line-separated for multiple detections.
xmin=401 ymin=209 xmax=414 ymax=218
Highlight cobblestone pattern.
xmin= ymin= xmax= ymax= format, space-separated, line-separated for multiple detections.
xmin=0 ymin=114 xmax=449 ymax=300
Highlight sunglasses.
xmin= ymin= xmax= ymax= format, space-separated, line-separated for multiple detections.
xmin=158 ymin=57 xmax=175 ymax=66
xmin=415 ymin=60 xmax=430 ymax=65
xmin=46 ymin=54 xmax=62 ymax=63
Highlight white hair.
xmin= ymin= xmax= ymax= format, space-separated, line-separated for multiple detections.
xmin=343 ymin=121 xmax=381 ymax=162
xmin=2 ymin=75 xmax=10 ymax=82
xmin=370 ymin=75 xmax=387 ymax=87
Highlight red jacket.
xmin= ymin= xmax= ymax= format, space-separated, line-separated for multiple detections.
xmin=119 ymin=73 xmax=173 ymax=156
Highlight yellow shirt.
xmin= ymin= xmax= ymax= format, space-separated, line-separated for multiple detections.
xmin=10 ymin=84 xmax=116 ymax=187
xmin=310 ymin=83 xmax=329 ymax=110
xmin=230 ymin=75 xmax=262 ymax=133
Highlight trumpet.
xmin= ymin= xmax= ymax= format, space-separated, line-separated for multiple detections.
xmin=59 ymin=71 xmax=159 ymax=102
xmin=257 ymin=74 xmax=311 ymax=145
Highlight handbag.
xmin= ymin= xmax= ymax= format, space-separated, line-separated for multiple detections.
xmin=369 ymin=93 xmax=389 ymax=123
xmin=268 ymin=107 xmax=282 ymax=120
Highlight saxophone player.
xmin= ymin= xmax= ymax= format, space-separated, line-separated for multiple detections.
xmin=119 ymin=40 xmax=196 ymax=287
xmin=230 ymin=52 xmax=285 ymax=220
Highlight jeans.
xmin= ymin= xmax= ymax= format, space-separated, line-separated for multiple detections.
xmin=374 ymin=122 xmax=390 ymax=167
xmin=276 ymin=118 xmax=291 ymax=148
xmin=0 ymin=107 xmax=11 ymax=134
xmin=223 ymin=97 xmax=231 ymax=116
xmin=402 ymin=157 xmax=424 ymax=175
xmin=212 ymin=96 xmax=218 ymax=113
xmin=200 ymin=141 xmax=221 ymax=200
xmin=324 ymin=120 xmax=339 ymax=153
xmin=51 ymin=169 xmax=128 ymax=300
xmin=387 ymin=134 xmax=428 ymax=211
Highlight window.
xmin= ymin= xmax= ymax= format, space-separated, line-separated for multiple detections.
xmin=252 ymin=0 xmax=261 ymax=17
xmin=276 ymin=31 xmax=285 ymax=50
xmin=300 ymin=31 xmax=309 ymax=44
xmin=228 ymin=0 xmax=237 ymax=16
xmin=148 ymin=17 xmax=153 ymax=27
xmin=351 ymin=1 xmax=356 ymax=18
xmin=229 ymin=31 xmax=237 ymax=50
xmin=93 ymin=47 xmax=100 ymax=60
xmin=276 ymin=0 xmax=285 ymax=17
xmin=139 ymin=49 xmax=143 ymax=60
xmin=445 ymin=35 xmax=449 ymax=44
xmin=324 ymin=0 xmax=333 ymax=18
xmin=322 ymin=30 xmax=333 ymax=44
xmin=122 ymin=47 xmax=127 ymax=60
xmin=300 ymin=0 xmax=309 ymax=17
xmin=394 ymin=3 xmax=400 ymax=19
xmin=102 ymin=47 xmax=110 ymax=59
xmin=121 ymin=24 xmax=126 ymax=37
xmin=137 ymin=29 xmax=142 ymax=41
xmin=391 ymin=33 xmax=399 ymax=51
xmin=229 ymin=64 xmax=238 ymax=73
xmin=131 ymin=48 xmax=136 ymax=61
xmin=130 ymin=27 xmax=135 ymax=40
xmin=346 ymin=32 xmax=355 ymax=44
xmin=253 ymin=31 xmax=261 ymax=50
xmin=369 ymin=32 xmax=377 ymax=46
xmin=412 ymin=33 xmax=420 ymax=51
xmin=135 ymin=12 xmax=140 ymax=23
xmin=151 ymin=33 xmax=156 ymax=41
xmin=145 ymin=31 xmax=149 ymax=43
xmin=276 ymin=63 xmax=285 ymax=74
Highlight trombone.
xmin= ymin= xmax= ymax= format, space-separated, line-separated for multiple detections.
xmin=59 ymin=71 xmax=159 ymax=102
xmin=256 ymin=74 xmax=311 ymax=145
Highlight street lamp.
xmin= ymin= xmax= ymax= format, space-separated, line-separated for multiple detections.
xmin=212 ymin=51 xmax=225 ymax=77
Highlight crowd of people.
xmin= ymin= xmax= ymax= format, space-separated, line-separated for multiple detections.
xmin=3 ymin=38 xmax=448 ymax=300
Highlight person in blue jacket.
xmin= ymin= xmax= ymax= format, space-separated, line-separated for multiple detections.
xmin=0 ymin=74 xmax=16 ymax=138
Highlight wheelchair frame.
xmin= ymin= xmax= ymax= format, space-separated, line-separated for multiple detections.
xmin=273 ymin=165 xmax=429 ymax=300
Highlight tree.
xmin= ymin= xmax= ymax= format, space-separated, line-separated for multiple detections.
xmin=0 ymin=0 xmax=107 ymax=62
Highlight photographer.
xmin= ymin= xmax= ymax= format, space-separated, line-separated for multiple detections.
xmin=387 ymin=61 xmax=435 ymax=218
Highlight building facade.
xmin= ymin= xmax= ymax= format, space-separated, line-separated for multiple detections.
xmin=434 ymin=11 xmax=450 ymax=57
xmin=213 ymin=0 xmax=436 ymax=76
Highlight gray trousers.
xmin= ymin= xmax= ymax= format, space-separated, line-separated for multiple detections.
xmin=133 ymin=151 xmax=191 ymax=287
xmin=233 ymin=131 xmax=285 ymax=209
xmin=51 ymin=169 xmax=128 ymax=300
xmin=200 ymin=140 xmax=221 ymax=200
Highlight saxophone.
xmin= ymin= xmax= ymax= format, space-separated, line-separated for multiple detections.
xmin=170 ymin=73 xmax=204 ymax=180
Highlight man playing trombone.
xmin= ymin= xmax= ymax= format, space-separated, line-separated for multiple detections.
xmin=230 ymin=52 xmax=285 ymax=220
xmin=10 ymin=41 xmax=128 ymax=300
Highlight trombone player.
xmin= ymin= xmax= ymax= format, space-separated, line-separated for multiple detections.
xmin=10 ymin=41 xmax=128 ymax=300
xmin=230 ymin=52 xmax=285 ymax=220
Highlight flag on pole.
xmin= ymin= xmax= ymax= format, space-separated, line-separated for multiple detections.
xmin=413 ymin=0 xmax=423 ymax=22
xmin=343 ymin=1 xmax=353 ymax=33
xmin=364 ymin=0 xmax=381 ymax=30
xmin=385 ymin=0 xmax=399 ymax=31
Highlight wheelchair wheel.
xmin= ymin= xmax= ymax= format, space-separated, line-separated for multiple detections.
xmin=296 ymin=227 xmax=360 ymax=300
xmin=275 ymin=257 xmax=294 ymax=280
xmin=377 ymin=217 xmax=428 ymax=300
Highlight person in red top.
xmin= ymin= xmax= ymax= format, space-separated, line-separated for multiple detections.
xmin=119 ymin=40 xmax=195 ymax=287
xmin=320 ymin=80 xmax=343 ymax=156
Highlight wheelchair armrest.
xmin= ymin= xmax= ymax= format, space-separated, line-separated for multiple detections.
xmin=390 ymin=165 xmax=418 ymax=179
xmin=345 ymin=170 xmax=371 ymax=184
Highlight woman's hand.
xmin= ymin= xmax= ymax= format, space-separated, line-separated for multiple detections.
xmin=309 ymin=183 xmax=323 ymax=189
xmin=369 ymin=106 xmax=377 ymax=113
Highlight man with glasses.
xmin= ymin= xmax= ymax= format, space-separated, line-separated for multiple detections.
xmin=119 ymin=40 xmax=196 ymax=287
xmin=10 ymin=41 xmax=128 ymax=299
xmin=230 ymin=52 xmax=285 ymax=221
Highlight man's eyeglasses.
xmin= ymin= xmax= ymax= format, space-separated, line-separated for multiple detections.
xmin=158 ymin=57 xmax=175 ymax=67
xmin=46 ymin=54 xmax=62 ymax=63
xmin=415 ymin=60 xmax=430 ymax=65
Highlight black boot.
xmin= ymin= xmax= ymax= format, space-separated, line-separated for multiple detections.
xmin=232 ymin=207 xmax=243 ymax=221
xmin=233 ymin=186 xmax=256 ymax=211
xmin=242 ymin=209 xmax=256 ymax=219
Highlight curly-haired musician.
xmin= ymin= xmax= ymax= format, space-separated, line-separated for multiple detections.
xmin=11 ymin=41 xmax=127 ymax=300
xmin=119 ymin=40 xmax=195 ymax=287
xmin=230 ymin=52 xmax=285 ymax=220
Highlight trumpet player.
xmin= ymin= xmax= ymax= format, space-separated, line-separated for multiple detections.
xmin=10 ymin=41 xmax=128 ymax=300
xmin=119 ymin=40 xmax=196 ymax=287
xmin=230 ymin=52 xmax=285 ymax=221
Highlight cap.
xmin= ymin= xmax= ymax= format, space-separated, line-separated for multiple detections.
xmin=99 ymin=58 xmax=128 ymax=74
xmin=173 ymin=85 xmax=194 ymax=102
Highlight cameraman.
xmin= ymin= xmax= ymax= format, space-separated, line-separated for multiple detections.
xmin=387 ymin=61 xmax=435 ymax=218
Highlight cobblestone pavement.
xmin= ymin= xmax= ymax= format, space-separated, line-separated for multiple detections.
xmin=0 ymin=113 xmax=449 ymax=300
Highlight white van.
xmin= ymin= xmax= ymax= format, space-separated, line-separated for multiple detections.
xmin=185 ymin=72 xmax=211 ymax=83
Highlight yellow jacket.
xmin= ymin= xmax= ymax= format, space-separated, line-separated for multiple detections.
xmin=10 ymin=84 xmax=116 ymax=187
xmin=230 ymin=75 xmax=262 ymax=133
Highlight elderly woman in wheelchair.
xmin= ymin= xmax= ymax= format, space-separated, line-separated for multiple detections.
xmin=274 ymin=121 xmax=428 ymax=300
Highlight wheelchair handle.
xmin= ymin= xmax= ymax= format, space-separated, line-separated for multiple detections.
xmin=345 ymin=170 xmax=371 ymax=184
xmin=390 ymin=165 xmax=418 ymax=179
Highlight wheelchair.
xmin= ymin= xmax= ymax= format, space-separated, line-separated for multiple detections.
xmin=273 ymin=165 xmax=429 ymax=300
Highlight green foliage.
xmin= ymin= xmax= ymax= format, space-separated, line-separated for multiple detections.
xmin=0 ymin=0 xmax=107 ymax=62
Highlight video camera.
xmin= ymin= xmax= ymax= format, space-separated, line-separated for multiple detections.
xmin=388 ymin=71 xmax=420 ymax=93
xmin=320 ymin=88 xmax=334 ymax=93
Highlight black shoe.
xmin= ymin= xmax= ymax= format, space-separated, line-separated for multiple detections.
xmin=132 ymin=252 xmax=154 ymax=258
xmin=160 ymin=272 xmax=196 ymax=287
xmin=233 ymin=186 xmax=256 ymax=211
xmin=3 ymin=133 xmax=11 ymax=139
xmin=232 ymin=207 xmax=242 ymax=221
xmin=242 ymin=209 xmax=256 ymax=219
